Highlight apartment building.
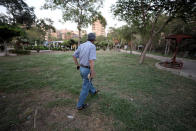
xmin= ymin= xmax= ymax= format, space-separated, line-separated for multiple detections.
xmin=45 ymin=29 xmax=87 ymax=41
xmin=92 ymin=20 xmax=106 ymax=36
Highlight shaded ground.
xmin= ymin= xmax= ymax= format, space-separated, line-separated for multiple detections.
xmin=0 ymin=87 xmax=119 ymax=130
xmin=0 ymin=51 xmax=196 ymax=130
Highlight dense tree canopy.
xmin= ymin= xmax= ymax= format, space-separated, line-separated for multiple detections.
xmin=0 ymin=0 xmax=55 ymax=56
xmin=0 ymin=24 xmax=23 ymax=42
xmin=0 ymin=0 xmax=36 ymax=27
xmin=0 ymin=23 xmax=23 ymax=55
xmin=112 ymin=0 xmax=196 ymax=64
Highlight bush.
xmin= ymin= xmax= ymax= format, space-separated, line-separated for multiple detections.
xmin=25 ymin=45 xmax=50 ymax=51
xmin=43 ymin=46 xmax=49 ymax=50
xmin=24 ymin=46 xmax=34 ymax=50
xmin=9 ymin=49 xmax=31 ymax=55
xmin=52 ymin=47 xmax=62 ymax=51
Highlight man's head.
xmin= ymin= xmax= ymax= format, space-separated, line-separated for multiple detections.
xmin=87 ymin=33 xmax=96 ymax=42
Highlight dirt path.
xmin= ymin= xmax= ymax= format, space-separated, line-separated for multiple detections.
xmin=0 ymin=87 xmax=119 ymax=130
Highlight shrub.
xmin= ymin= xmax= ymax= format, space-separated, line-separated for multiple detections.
xmin=24 ymin=46 xmax=34 ymax=50
xmin=9 ymin=49 xmax=31 ymax=55
xmin=52 ymin=47 xmax=62 ymax=51
xmin=38 ymin=46 xmax=44 ymax=50
xmin=44 ymin=46 xmax=49 ymax=50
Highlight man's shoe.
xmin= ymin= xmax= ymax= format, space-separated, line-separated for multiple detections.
xmin=77 ymin=104 xmax=88 ymax=110
xmin=94 ymin=90 xmax=100 ymax=95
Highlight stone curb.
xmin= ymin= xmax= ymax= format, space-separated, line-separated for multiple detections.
xmin=155 ymin=62 xmax=196 ymax=81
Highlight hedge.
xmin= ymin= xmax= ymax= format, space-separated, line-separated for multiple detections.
xmin=9 ymin=49 xmax=31 ymax=55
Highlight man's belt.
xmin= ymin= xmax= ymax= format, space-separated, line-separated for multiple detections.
xmin=80 ymin=64 xmax=90 ymax=69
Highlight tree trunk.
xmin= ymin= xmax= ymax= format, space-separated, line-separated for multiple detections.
xmin=4 ymin=41 xmax=8 ymax=56
xmin=77 ymin=24 xmax=81 ymax=46
xmin=139 ymin=15 xmax=173 ymax=64
xmin=167 ymin=39 xmax=171 ymax=55
xmin=128 ymin=41 xmax=132 ymax=54
xmin=165 ymin=39 xmax=168 ymax=55
xmin=149 ymin=43 xmax=152 ymax=53
xmin=139 ymin=35 xmax=153 ymax=64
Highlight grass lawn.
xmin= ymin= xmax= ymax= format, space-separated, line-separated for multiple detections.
xmin=0 ymin=51 xmax=196 ymax=130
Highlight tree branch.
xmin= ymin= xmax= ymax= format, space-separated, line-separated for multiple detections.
xmin=155 ymin=16 xmax=173 ymax=35
xmin=67 ymin=2 xmax=77 ymax=10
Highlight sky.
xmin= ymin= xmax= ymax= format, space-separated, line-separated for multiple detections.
xmin=0 ymin=0 xmax=126 ymax=34
xmin=26 ymin=0 xmax=126 ymax=34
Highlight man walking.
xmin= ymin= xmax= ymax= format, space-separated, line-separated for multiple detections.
xmin=73 ymin=33 xmax=99 ymax=110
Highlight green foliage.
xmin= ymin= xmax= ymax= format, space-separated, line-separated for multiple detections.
xmin=23 ymin=18 xmax=55 ymax=45
xmin=92 ymin=13 xmax=107 ymax=28
xmin=0 ymin=0 xmax=54 ymax=44
xmin=62 ymin=40 xmax=69 ymax=48
xmin=25 ymin=27 xmax=43 ymax=43
xmin=96 ymin=36 xmax=107 ymax=43
xmin=107 ymin=25 xmax=137 ymax=49
xmin=95 ymin=40 xmax=113 ymax=50
xmin=107 ymin=27 xmax=122 ymax=42
xmin=36 ymin=18 xmax=55 ymax=33
xmin=80 ymin=34 xmax=88 ymax=43
xmin=112 ymin=0 xmax=196 ymax=64
xmin=99 ymin=41 xmax=107 ymax=50
xmin=151 ymin=17 xmax=196 ymax=57
xmin=24 ymin=45 xmax=49 ymax=50
xmin=43 ymin=0 xmax=104 ymax=28
xmin=62 ymin=39 xmax=77 ymax=49
xmin=0 ymin=0 xmax=36 ymax=28
xmin=0 ymin=24 xmax=24 ymax=42
xmin=43 ymin=0 xmax=106 ymax=43
xmin=112 ymin=0 xmax=195 ymax=25
xmin=9 ymin=49 xmax=31 ymax=55
xmin=112 ymin=0 xmax=195 ymax=39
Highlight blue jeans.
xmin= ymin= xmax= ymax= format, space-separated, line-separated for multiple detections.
xmin=77 ymin=67 xmax=96 ymax=108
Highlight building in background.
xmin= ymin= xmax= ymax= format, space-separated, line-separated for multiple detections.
xmin=45 ymin=29 xmax=87 ymax=41
xmin=92 ymin=20 xmax=106 ymax=36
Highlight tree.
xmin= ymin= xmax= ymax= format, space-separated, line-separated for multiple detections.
xmin=107 ymin=26 xmax=136 ymax=51
xmin=107 ymin=27 xmax=123 ymax=46
xmin=112 ymin=0 xmax=196 ymax=64
xmin=162 ymin=18 xmax=196 ymax=56
xmin=0 ymin=24 xmax=23 ymax=55
xmin=80 ymin=34 xmax=88 ymax=43
xmin=0 ymin=0 xmax=36 ymax=27
xmin=25 ymin=27 xmax=43 ymax=45
xmin=25 ymin=18 xmax=55 ymax=50
xmin=0 ymin=0 xmax=36 ymax=55
xmin=35 ymin=18 xmax=55 ymax=43
xmin=62 ymin=39 xmax=76 ymax=50
xmin=120 ymin=25 xmax=137 ymax=53
xmin=43 ymin=0 xmax=106 ymax=45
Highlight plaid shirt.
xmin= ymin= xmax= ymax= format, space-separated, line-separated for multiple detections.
xmin=73 ymin=41 xmax=96 ymax=66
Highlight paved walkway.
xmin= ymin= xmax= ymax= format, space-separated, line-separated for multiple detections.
xmin=121 ymin=50 xmax=196 ymax=81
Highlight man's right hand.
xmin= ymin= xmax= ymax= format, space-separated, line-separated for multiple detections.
xmin=90 ymin=70 xmax=96 ymax=78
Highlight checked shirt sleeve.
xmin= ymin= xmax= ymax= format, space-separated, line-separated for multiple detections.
xmin=89 ymin=45 xmax=96 ymax=60
xmin=73 ymin=46 xmax=80 ymax=58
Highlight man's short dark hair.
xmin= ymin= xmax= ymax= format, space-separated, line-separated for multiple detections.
xmin=88 ymin=33 xmax=96 ymax=41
